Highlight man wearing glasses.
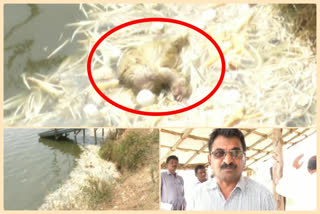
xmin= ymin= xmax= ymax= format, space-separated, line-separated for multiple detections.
xmin=187 ymin=129 xmax=276 ymax=210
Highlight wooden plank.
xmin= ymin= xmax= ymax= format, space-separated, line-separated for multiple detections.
xmin=161 ymin=128 xmax=208 ymax=141
xmin=161 ymin=162 xmax=210 ymax=170
xmin=247 ymin=128 xmax=296 ymax=162
xmin=160 ymin=128 xmax=193 ymax=163
xmin=39 ymin=129 xmax=82 ymax=137
xmin=183 ymin=142 xmax=208 ymax=167
xmin=161 ymin=145 xmax=209 ymax=154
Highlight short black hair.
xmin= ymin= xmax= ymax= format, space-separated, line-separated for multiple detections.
xmin=195 ymin=165 xmax=205 ymax=175
xmin=166 ymin=155 xmax=179 ymax=164
xmin=208 ymin=128 xmax=246 ymax=152
xmin=307 ymin=156 xmax=316 ymax=170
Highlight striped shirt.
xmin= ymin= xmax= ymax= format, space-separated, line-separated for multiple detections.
xmin=161 ymin=170 xmax=186 ymax=210
xmin=187 ymin=176 xmax=276 ymax=210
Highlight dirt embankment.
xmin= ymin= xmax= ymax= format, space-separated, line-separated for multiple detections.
xmin=103 ymin=165 xmax=159 ymax=210
xmin=98 ymin=129 xmax=160 ymax=210
xmin=100 ymin=137 xmax=159 ymax=210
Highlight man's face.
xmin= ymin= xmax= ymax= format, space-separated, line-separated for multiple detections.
xmin=196 ymin=168 xmax=207 ymax=183
xmin=167 ymin=158 xmax=178 ymax=174
xmin=208 ymin=136 xmax=245 ymax=184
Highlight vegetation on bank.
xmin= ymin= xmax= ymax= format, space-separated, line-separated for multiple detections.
xmin=81 ymin=176 xmax=113 ymax=209
xmin=99 ymin=129 xmax=159 ymax=172
xmin=83 ymin=129 xmax=159 ymax=209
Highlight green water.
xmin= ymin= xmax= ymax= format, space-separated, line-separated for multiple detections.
xmin=4 ymin=4 xmax=85 ymax=99
xmin=3 ymin=129 xmax=105 ymax=210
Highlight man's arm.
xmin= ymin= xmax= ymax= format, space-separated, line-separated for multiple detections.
xmin=160 ymin=173 xmax=173 ymax=210
xmin=160 ymin=173 xmax=164 ymax=200
xmin=181 ymin=177 xmax=186 ymax=210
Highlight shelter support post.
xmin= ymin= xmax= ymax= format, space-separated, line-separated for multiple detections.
xmin=272 ymin=128 xmax=285 ymax=210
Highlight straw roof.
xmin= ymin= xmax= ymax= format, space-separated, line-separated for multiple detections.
xmin=160 ymin=128 xmax=315 ymax=170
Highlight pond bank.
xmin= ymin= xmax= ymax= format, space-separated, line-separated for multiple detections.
xmin=39 ymin=144 xmax=119 ymax=210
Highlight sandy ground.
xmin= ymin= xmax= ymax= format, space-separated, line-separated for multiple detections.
xmin=103 ymin=165 xmax=159 ymax=210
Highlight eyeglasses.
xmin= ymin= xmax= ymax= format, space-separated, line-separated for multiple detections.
xmin=210 ymin=149 xmax=244 ymax=159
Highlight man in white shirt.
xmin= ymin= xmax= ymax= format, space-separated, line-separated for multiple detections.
xmin=188 ymin=128 xmax=276 ymax=210
xmin=276 ymin=155 xmax=317 ymax=210
xmin=194 ymin=165 xmax=207 ymax=184
xmin=161 ymin=155 xmax=186 ymax=210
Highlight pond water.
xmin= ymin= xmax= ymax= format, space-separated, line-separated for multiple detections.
xmin=4 ymin=4 xmax=84 ymax=99
xmin=4 ymin=128 xmax=104 ymax=210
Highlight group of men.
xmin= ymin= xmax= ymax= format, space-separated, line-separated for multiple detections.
xmin=161 ymin=128 xmax=315 ymax=211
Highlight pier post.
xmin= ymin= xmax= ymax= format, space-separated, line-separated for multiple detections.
xmin=94 ymin=128 xmax=97 ymax=145
xmin=54 ymin=129 xmax=58 ymax=140
xmin=83 ymin=129 xmax=85 ymax=144
xmin=74 ymin=130 xmax=77 ymax=144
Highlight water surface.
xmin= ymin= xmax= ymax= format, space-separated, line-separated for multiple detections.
xmin=4 ymin=4 xmax=84 ymax=99
xmin=4 ymin=128 xmax=104 ymax=210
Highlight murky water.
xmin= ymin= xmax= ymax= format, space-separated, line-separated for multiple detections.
xmin=4 ymin=128 xmax=104 ymax=210
xmin=4 ymin=4 xmax=84 ymax=99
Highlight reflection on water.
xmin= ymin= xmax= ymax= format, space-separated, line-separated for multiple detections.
xmin=4 ymin=129 xmax=83 ymax=210
xmin=39 ymin=137 xmax=82 ymax=158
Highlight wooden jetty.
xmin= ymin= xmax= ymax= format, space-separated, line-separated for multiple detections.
xmin=39 ymin=129 xmax=83 ymax=140
xmin=39 ymin=128 xmax=105 ymax=144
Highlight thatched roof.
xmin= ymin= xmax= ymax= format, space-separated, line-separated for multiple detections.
xmin=160 ymin=128 xmax=315 ymax=170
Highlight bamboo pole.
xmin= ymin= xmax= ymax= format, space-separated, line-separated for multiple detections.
xmin=272 ymin=128 xmax=285 ymax=210
xmin=160 ymin=128 xmax=193 ymax=163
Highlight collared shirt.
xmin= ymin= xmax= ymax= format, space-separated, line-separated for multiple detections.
xmin=161 ymin=170 xmax=186 ymax=210
xmin=186 ymin=179 xmax=207 ymax=208
xmin=192 ymin=179 xmax=207 ymax=191
xmin=187 ymin=176 xmax=276 ymax=210
xmin=195 ymin=179 xmax=205 ymax=185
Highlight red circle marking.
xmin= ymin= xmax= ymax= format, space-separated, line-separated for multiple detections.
xmin=87 ymin=17 xmax=225 ymax=116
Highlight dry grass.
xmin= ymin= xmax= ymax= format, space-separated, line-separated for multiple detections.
xmin=279 ymin=4 xmax=316 ymax=45
xmin=81 ymin=176 xmax=113 ymax=209
xmin=4 ymin=4 xmax=316 ymax=127
xmin=99 ymin=129 xmax=159 ymax=172
xmin=98 ymin=129 xmax=159 ymax=210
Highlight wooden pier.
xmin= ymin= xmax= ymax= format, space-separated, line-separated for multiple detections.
xmin=38 ymin=128 xmax=105 ymax=144
xmin=39 ymin=129 xmax=83 ymax=140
